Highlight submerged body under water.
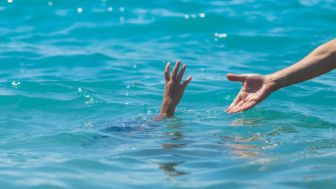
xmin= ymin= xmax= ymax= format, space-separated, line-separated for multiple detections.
xmin=0 ymin=0 xmax=335 ymax=188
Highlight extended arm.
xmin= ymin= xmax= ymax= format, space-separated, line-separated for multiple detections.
xmin=156 ymin=60 xmax=192 ymax=120
xmin=226 ymin=38 xmax=336 ymax=114
xmin=266 ymin=39 xmax=336 ymax=89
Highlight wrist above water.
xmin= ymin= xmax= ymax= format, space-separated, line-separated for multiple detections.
xmin=160 ymin=98 xmax=176 ymax=117
xmin=264 ymin=73 xmax=284 ymax=92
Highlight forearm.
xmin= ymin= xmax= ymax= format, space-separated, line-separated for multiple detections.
xmin=157 ymin=98 xmax=176 ymax=120
xmin=266 ymin=39 xmax=336 ymax=90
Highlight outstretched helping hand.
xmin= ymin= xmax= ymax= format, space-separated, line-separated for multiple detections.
xmin=226 ymin=74 xmax=277 ymax=114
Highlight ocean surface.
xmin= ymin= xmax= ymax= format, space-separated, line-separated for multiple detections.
xmin=0 ymin=0 xmax=335 ymax=188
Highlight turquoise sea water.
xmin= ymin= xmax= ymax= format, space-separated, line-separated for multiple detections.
xmin=0 ymin=0 xmax=335 ymax=188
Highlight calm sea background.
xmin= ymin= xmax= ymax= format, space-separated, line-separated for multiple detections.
xmin=0 ymin=0 xmax=335 ymax=188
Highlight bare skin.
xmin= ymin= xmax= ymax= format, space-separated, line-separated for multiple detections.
xmin=156 ymin=60 xmax=192 ymax=120
xmin=226 ymin=38 xmax=336 ymax=114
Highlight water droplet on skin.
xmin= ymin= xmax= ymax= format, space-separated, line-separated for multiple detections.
xmin=77 ymin=7 xmax=83 ymax=14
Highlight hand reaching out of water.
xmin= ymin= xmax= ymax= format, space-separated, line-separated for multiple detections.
xmin=226 ymin=74 xmax=277 ymax=114
xmin=158 ymin=60 xmax=192 ymax=119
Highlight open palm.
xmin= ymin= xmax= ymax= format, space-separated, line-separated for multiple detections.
xmin=226 ymin=74 xmax=276 ymax=113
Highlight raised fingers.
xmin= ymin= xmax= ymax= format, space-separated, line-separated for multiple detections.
xmin=164 ymin=62 xmax=171 ymax=82
xmin=176 ymin=64 xmax=186 ymax=83
xmin=181 ymin=76 xmax=192 ymax=88
xmin=171 ymin=60 xmax=181 ymax=80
